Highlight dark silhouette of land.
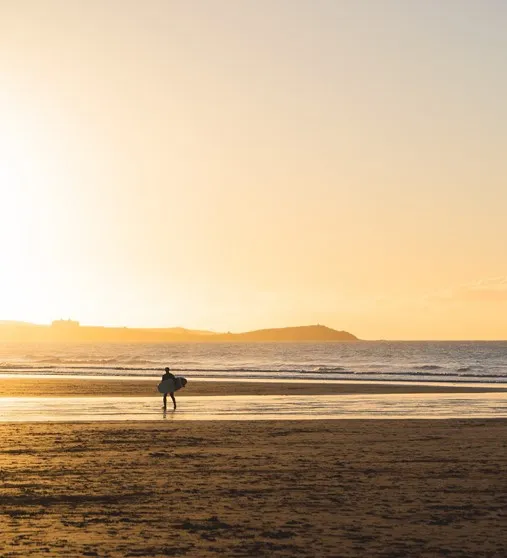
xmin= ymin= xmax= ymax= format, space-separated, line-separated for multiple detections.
xmin=0 ymin=320 xmax=358 ymax=343
xmin=213 ymin=324 xmax=357 ymax=342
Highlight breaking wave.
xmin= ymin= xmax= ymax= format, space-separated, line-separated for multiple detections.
xmin=1 ymin=340 xmax=507 ymax=384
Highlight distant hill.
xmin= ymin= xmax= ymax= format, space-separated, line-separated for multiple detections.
xmin=0 ymin=321 xmax=358 ymax=343
xmin=147 ymin=327 xmax=217 ymax=336
xmin=212 ymin=325 xmax=358 ymax=342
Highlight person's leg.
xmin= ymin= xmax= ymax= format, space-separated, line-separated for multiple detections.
xmin=163 ymin=393 xmax=167 ymax=410
xmin=170 ymin=392 xmax=176 ymax=410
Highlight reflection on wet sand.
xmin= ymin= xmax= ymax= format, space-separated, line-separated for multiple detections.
xmin=1 ymin=392 xmax=507 ymax=421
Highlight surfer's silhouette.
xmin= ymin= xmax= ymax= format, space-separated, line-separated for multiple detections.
xmin=161 ymin=367 xmax=177 ymax=411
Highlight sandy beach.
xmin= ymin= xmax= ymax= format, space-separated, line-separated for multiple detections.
xmin=0 ymin=418 xmax=506 ymax=557
xmin=1 ymin=378 xmax=507 ymax=556
xmin=1 ymin=376 xmax=507 ymax=397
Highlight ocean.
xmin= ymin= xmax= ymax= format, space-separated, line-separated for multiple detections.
xmin=0 ymin=341 xmax=506 ymax=384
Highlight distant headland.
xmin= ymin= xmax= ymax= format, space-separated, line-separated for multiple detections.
xmin=0 ymin=320 xmax=358 ymax=343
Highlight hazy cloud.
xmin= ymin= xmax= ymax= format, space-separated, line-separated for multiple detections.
xmin=428 ymin=277 xmax=507 ymax=304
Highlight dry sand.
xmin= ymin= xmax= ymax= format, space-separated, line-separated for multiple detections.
xmin=1 ymin=419 xmax=506 ymax=557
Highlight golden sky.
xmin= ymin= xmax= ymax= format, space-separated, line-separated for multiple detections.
xmin=1 ymin=0 xmax=506 ymax=339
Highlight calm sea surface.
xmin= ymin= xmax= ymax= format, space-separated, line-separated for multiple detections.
xmin=0 ymin=341 xmax=506 ymax=384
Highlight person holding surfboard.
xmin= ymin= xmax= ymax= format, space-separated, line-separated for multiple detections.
xmin=161 ymin=367 xmax=177 ymax=411
xmin=159 ymin=367 xmax=187 ymax=411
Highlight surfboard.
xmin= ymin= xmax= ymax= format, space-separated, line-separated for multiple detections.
xmin=157 ymin=376 xmax=187 ymax=394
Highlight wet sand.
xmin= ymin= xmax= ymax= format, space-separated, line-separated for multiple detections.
xmin=1 ymin=392 xmax=507 ymax=421
xmin=1 ymin=419 xmax=506 ymax=557
xmin=1 ymin=375 xmax=507 ymax=397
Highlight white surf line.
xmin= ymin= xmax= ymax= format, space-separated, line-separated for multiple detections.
xmin=0 ymin=393 xmax=507 ymax=422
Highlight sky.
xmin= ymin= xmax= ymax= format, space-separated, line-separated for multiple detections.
xmin=0 ymin=0 xmax=506 ymax=339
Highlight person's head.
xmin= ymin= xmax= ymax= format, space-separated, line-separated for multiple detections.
xmin=165 ymin=367 xmax=170 ymax=372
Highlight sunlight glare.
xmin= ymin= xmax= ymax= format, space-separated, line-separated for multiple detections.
xmin=0 ymin=87 xmax=64 ymax=322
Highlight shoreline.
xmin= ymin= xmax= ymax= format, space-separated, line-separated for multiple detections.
xmin=1 ymin=392 xmax=507 ymax=421
xmin=1 ymin=375 xmax=507 ymax=397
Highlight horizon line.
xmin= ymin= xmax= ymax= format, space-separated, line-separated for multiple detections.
xmin=0 ymin=319 xmax=506 ymax=342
